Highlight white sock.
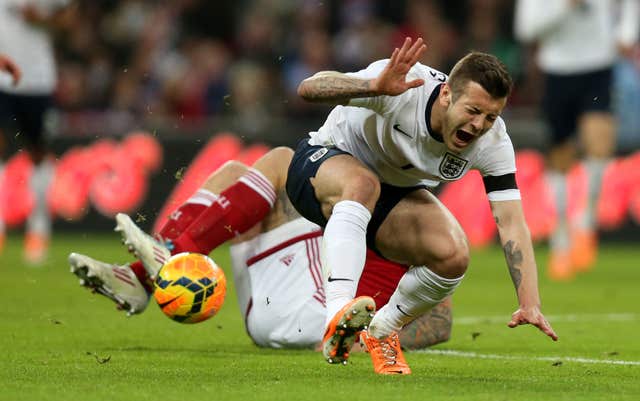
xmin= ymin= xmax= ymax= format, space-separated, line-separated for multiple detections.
xmin=322 ymin=200 xmax=371 ymax=328
xmin=580 ymin=158 xmax=608 ymax=230
xmin=546 ymin=170 xmax=569 ymax=250
xmin=369 ymin=265 xmax=463 ymax=339
xmin=26 ymin=159 xmax=54 ymax=236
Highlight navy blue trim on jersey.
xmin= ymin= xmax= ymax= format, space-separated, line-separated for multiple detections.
xmin=425 ymin=83 xmax=444 ymax=142
xmin=482 ymin=173 xmax=518 ymax=193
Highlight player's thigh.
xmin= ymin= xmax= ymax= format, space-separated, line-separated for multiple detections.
xmin=579 ymin=112 xmax=616 ymax=158
xmin=375 ymin=189 xmax=469 ymax=278
xmin=286 ymin=140 xmax=380 ymax=225
xmin=311 ymin=153 xmax=380 ymax=213
xmin=251 ymin=146 xmax=294 ymax=191
xmin=577 ymin=67 xmax=615 ymax=158
xmin=542 ymin=73 xmax=580 ymax=146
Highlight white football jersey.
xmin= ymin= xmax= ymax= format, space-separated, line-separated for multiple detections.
xmin=0 ymin=0 xmax=69 ymax=94
xmin=307 ymin=60 xmax=520 ymax=201
xmin=229 ymin=218 xmax=325 ymax=348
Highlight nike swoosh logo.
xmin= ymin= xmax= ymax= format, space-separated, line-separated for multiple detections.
xmin=396 ymin=304 xmax=412 ymax=317
xmin=327 ymin=277 xmax=354 ymax=282
xmin=393 ymin=123 xmax=413 ymax=138
xmin=158 ymin=297 xmax=180 ymax=308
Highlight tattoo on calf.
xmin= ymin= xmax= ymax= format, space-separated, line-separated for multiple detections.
xmin=503 ymin=240 xmax=523 ymax=290
xmin=399 ymin=303 xmax=452 ymax=350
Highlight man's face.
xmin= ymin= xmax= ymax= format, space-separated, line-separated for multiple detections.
xmin=440 ymin=81 xmax=507 ymax=153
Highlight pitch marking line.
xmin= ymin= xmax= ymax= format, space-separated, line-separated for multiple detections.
xmin=455 ymin=313 xmax=639 ymax=325
xmin=415 ymin=349 xmax=640 ymax=366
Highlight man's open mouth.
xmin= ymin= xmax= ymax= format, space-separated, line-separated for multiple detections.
xmin=455 ymin=129 xmax=475 ymax=144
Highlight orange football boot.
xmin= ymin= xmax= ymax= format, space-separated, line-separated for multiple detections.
xmin=322 ymin=296 xmax=375 ymax=364
xmin=547 ymin=249 xmax=574 ymax=281
xmin=570 ymin=229 xmax=597 ymax=273
xmin=360 ymin=331 xmax=411 ymax=375
xmin=24 ymin=232 xmax=49 ymax=265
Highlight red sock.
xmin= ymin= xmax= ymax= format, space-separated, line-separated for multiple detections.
xmin=157 ymin=189 xmax=218 ymax=241
xmin=129 ymin=260 xmax=154 ymax=294
xmin=171 ymin=169 xmax=276 ymax=255
xmin=130 ymin=189 xmax=218 ymax=293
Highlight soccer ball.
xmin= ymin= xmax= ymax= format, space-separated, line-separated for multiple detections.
xmin=153 ymin=252 xmax=227 ymax=323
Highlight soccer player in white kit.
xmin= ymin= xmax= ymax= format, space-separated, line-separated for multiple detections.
xmin=69 ymin=147 xmax=453 ymax=358
xmin=285 ymin=37 xmax=558 ymax=370
xmin=515 ymin=0 xmax=640 ymax=279
xmin=0 ymin=0 xmax=72 ymax=262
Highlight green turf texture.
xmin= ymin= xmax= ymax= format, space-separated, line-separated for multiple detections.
xmin=1 ymin=233 xmax=638 ymax=401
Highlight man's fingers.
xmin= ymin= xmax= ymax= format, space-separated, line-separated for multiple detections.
xmin=399 ymin=37 xmax=412 ymax=55
xmin=405 ymin=37 xmax=424 ymax=62
xmin=390 ymin=47 xmax=399 ymax=65
xmin=410 ymin=44 xmax=427 ymax=65
xmin=536 ymin=319 xmax=559 ymax=341
xmin=509 ymin=315 xmax=559 ymax=341
xmin=10 ymin=65 xmax=21 ymax=86
xmin=406 ymin=78 xmax=425 ymax=89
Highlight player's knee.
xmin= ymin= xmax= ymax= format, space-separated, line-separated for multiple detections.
xmin=218 ymin=160 xmax=248 ymax=177
xmin=424 ymin=233 xmax=469 ymax=279
xmin=202 ymin=160 xmax=248 ymax=191
xmin=341 ymin=171 xmax=380 ymax=210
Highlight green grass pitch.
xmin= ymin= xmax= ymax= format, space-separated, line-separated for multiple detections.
xmin=1 ymin=233 xmax=638 ymax=401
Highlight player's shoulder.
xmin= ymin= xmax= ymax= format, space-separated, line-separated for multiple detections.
xmin=410 ymin=62 xmax=448 ymax=84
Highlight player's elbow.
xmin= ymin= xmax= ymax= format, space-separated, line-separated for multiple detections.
xmin=297 ymin=79 xmax=313 ymax=101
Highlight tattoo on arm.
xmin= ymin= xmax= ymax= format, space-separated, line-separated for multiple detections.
xmin=398 ymin=303 xmax=452 ymax=350
xmin=502 ymin=240 xmax=523 ymax=290
xmin=300 ymin=75 xmax=376 ymax=103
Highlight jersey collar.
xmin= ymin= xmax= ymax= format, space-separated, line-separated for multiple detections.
xmin=425 ymin=83 xmax=444 ymax=143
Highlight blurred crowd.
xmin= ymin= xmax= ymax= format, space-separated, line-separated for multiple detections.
xmin=40 ymin=0 xmax=640 ymax=142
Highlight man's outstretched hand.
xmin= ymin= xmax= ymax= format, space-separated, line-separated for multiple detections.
xmin=372 ymin=37 xmax=427 ymax=96
xmin=509 ymin=306 xmax=559 ymax=341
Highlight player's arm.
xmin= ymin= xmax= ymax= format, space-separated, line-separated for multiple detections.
xmin=297 ymin=37 xmax=426 ymax=105
xmin=489 ymin=199 xmax=558 ymax=341
xmin=0 ymin=54 xmax=21 ymax=86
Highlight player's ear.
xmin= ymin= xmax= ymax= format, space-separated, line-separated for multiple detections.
xmin=440 ymin=83 xmax=452 ymax=107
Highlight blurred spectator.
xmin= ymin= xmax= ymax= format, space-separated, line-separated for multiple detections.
xmin=225 ymin=60 xmax=276 ymax=138
xmin=332 ymin=0 xmax=393 ymax=71
xmin=515 ymin=0 xmax=640 ymax=280
xmin=390 ymin=0 xmax=459 ymax=71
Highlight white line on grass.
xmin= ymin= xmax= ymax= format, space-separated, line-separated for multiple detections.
xmin=455 ymin=313 xmax=638 ymax=325
xmin=415 ymin=349 xmax=640 ymax=366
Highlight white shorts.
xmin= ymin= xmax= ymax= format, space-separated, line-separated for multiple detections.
xmin=229 ymin=218 xmax=325 ymax=348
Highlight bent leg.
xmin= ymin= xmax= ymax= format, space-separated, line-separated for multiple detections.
xmin=375 ymin=188 xmax=469 ymax=278
xmin=369 ymin=189 xmax=466 ymax=339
